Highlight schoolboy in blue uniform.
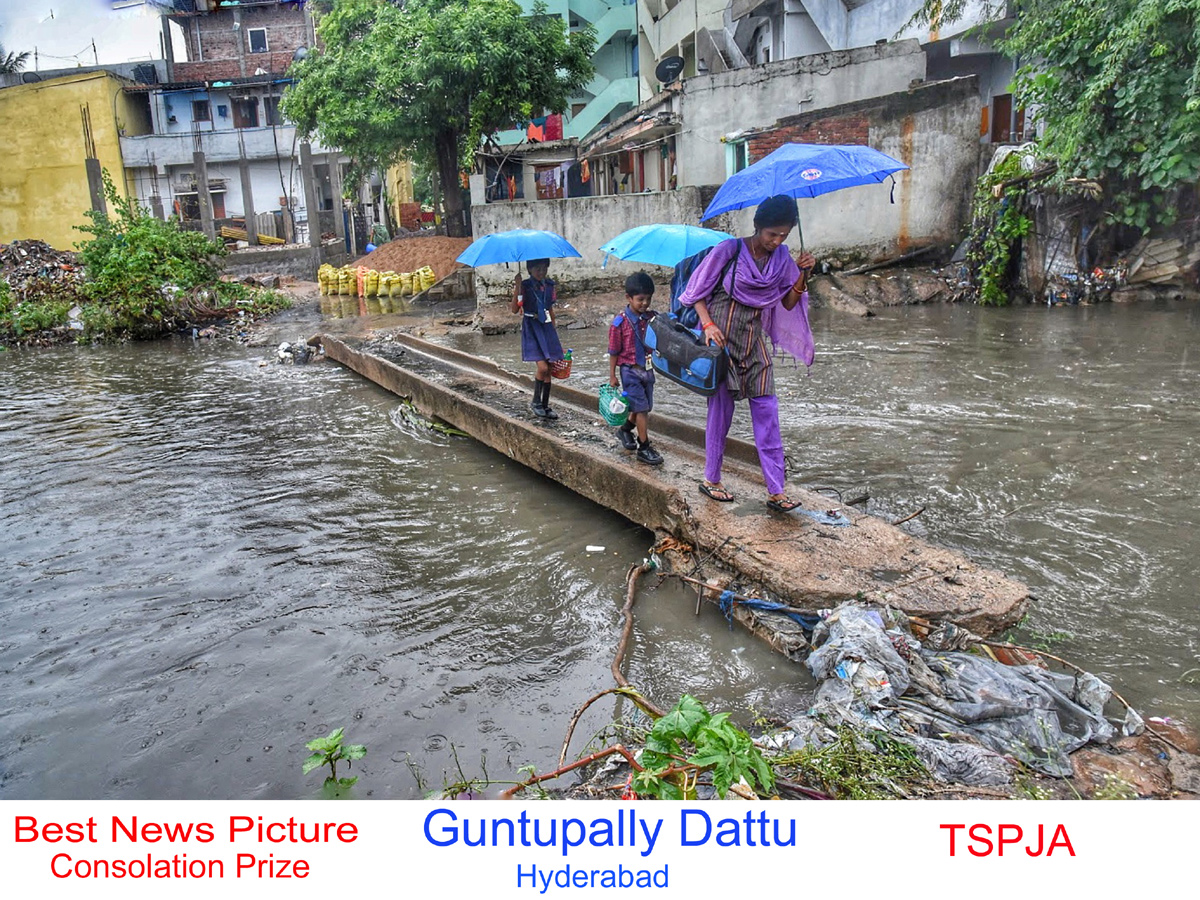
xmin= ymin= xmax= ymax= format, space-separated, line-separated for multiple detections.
xmin=607 ymin=272 xmax=663 ymax=466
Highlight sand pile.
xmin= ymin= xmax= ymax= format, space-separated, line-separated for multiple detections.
xmin=354 ymin=235 xmax=472 ymax=281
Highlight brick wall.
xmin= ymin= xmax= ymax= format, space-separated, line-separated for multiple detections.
xmin=173 ymin=5 xmax=308 ymax=81
xmin=747 ymin=115 xmax=870 ymax=162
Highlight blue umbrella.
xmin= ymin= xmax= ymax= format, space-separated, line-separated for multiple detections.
xmin=700 ymin=143 xmax=909 ymax=221
xmin=599 ymin=224 xmax=735 ymax=268
xmin=456 ymin=229 xmax=582 ymax=266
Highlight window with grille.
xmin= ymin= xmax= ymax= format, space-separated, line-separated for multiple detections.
xmin=248 ymin=28 xmax=268 ymax=54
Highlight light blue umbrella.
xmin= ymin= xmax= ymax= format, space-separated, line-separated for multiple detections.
xmin=599 ymin=224 xmax=735 ymax=268
xmin=701 ymin=143 xmax=909 ymax=221
xmin=456 ymin=229 xmax=582 ymax=266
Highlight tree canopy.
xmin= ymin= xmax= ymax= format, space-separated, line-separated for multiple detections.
xmin=0 ymin=44 xmax=31 ymax=74
xmin=913 ymin=0 xmax=1200 ymax=229
xmin=282 ymin=0 xmax=595 ymax=236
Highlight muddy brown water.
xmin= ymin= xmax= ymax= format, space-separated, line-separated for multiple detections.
xmin=2 ymin=297 xmax=1198 ymax=798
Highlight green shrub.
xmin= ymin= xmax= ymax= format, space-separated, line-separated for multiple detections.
xmin=74 ymin=172 xmax=227 ymax=335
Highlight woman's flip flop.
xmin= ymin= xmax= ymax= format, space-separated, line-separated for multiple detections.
xmin=766 ymin=496 xmax=802 ymax=512
xmin=699 ymin=482 xmax=735 ymax=502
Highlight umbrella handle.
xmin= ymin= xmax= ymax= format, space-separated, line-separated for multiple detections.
xmin=797 ymin=217 xmax=804 ymax=253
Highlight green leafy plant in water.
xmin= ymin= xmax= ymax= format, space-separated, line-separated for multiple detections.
xmin=302 ymin=727 xmax=366 ymax=789
xmin=633 ymin=695 xmax=774 ymax=799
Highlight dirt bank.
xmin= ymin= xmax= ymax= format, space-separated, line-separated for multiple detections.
xmin=353 ymin=235 xmax=472 ymax=281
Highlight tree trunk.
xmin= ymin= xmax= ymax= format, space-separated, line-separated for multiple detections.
xmin=434 ymin=129 xmax=466 ymax=238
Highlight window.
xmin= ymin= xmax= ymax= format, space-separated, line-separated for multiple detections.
xmin=192 ymin=99 xmax=211 ymax=123
xmin=247 ymin=28 xmax=268 ymax=54
xmin=232 ymin=97 xmax=259 ymax=129
xmin=263 ymin=96 xmax=283 ymax=126
xmin=728 ymin=140 xmax=749 ymax=175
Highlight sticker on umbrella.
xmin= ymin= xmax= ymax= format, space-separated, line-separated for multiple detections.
xmin=801 ymin=168 xmax=822 ymax=181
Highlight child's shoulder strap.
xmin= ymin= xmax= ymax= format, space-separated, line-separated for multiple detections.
xmin=611 ymin=312 xmax=625 ymax=327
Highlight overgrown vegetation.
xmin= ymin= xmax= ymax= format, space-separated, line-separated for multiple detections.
xmin=909 ymin=0 xmax=1200 ymax=230
xmin=771 ymin=726 xmax=929 ymax=799
xmin=964 ymin=153 xmax=1035 ymax=305
xmin=0 ymin=173 xmax=289 ymax=345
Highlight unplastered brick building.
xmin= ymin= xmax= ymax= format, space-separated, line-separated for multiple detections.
xmin=168 ymin=0 xmax=314 ymax=83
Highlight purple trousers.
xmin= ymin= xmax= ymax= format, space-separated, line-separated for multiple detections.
xmin=705 ymin=384 xmax=785 ymax=495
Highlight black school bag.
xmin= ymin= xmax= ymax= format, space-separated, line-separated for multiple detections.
xmin=645 ymin=244 xmax=737 ymax=396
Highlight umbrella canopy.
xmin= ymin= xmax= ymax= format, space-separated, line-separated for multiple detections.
xmin=599 ymin=224 xmax=735 ymax=268
xmin=456 ymin=229 xmax=582 ymax=267
xmin=701 ymin=143 xmax=909 ymax=221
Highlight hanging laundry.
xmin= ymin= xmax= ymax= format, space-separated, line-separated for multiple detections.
xmin=506 ymin=175 xmax=516 ymax=201
xmin=580 ymin=159 xmax=590 ymax=183
xmin=545 ymin=114 xmax=563 ymax=141
xmin=526 ymin=116 xmax=547 ymax=142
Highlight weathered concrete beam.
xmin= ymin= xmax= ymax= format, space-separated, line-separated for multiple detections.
xmin=320 ymin=333 xmax=1028 ymax=636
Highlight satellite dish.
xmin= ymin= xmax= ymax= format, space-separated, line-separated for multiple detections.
xmin=654 ymin=56 xmax=685 ymax=84
xmin=21 ymin=72 xmax=42 ymax=83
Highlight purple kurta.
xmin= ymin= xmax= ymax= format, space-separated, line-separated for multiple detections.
xmin=677 ymin=238 xmax=812 ymax=494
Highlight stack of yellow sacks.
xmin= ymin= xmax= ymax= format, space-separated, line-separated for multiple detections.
xmin=318 ymin=264 xmax=439 ymax=299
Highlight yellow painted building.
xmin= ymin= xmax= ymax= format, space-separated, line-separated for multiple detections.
xmin=0 ymin=72 xmax=151 ymax=251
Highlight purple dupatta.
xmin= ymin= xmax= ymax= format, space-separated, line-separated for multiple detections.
xmin=677 ymin=238 xmax=814 ymax=367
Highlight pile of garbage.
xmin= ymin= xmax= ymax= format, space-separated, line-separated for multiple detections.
xmin=1044 ymin=263 xmax=1128 ymax=305
xmin=1 ymin=240 xmax=84 ymax=296
xmin=777 ymin=603 xmax=1143 ymax=785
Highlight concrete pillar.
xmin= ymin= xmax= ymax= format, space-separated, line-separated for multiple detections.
xmin=469 ymin=173 xmax=486 ymax=207
xmin=161 ymin=15 xmax=175 ymax=82
xmin=234 ymin=10 xmax=247 ymax=78
xmin=239 ymin=158 xmax=258 ymax=245
xmin=299 ymin=142 xmax=322 ymax=248
xmin=193 ymin=149 xmax=216 ymax=241
xmin=235 ymin=129 xmax=258 ymax=245
xmin=522 ymin=160 xmax=537 ymax=202
xmin=150 ymin=195 xmax=165 ymax=220
xmin=327 ymin=153 xmax=345 ymax=241
xmin=84 ymin=158 xmax=107 ymax=215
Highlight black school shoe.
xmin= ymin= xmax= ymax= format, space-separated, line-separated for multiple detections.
xmin=636 ymin=442 xmax=663 ymax=466
xmin=616 ymin=425 xmax=637 ymax=451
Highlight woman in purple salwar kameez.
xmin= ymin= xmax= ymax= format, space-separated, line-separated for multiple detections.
xmin=677 ymin=195 xmax=816 ymax=512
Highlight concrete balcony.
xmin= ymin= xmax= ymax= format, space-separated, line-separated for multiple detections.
xmin=121 ymin=126 xmax=333 ymax=168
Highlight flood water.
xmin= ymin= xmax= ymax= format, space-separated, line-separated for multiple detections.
xmin=2 ymin=297 xmax=1198 ymax=799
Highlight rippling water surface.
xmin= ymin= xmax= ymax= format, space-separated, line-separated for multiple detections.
xmin=0 ymin=335 xmax=805 ymax=799
xmin=3 ymin=298 xmax=1199 ymax=799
